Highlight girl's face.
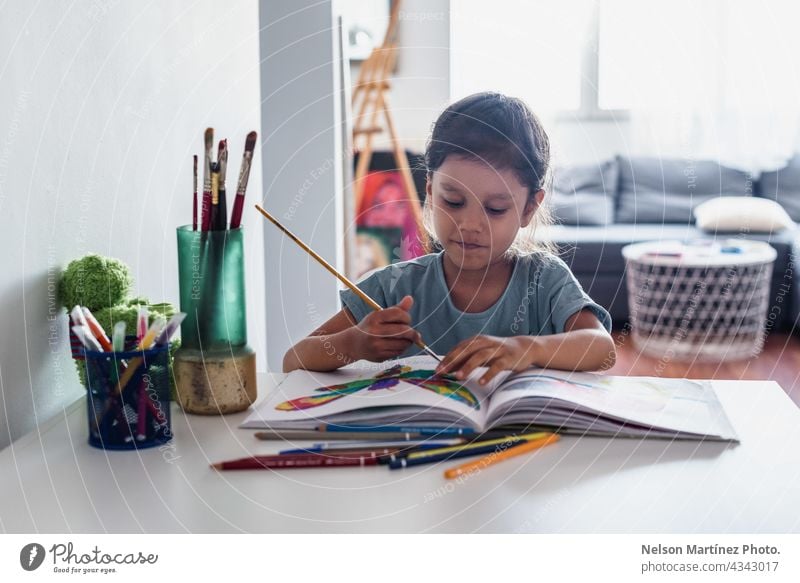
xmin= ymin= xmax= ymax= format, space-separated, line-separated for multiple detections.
xmin=427 ymin=156 xmax=541 ymax=271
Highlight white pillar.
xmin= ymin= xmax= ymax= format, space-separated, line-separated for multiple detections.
xmin=259 ymin=0 xmax=345 ymax=371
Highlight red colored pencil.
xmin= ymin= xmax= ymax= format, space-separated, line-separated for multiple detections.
xmin=229 ymin=131 xmax=256 ymax=229
xmin=201 ymin=128 xmax=213 ymax=231
xmin=232 ymin=450 xmax=391 ymax=461
xmin=211 ymin=454 xmax=379 ymax=470
xmin=192 ymin=155 xmax=198 ymax=230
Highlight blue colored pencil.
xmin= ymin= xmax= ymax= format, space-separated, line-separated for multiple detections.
xmin=320 ymin=424 xmax=475 ymax=436
xmin=278 ymin=439 xmax=464 ymax=455
xmin=310 ymin=438 xmax=463 ymax=449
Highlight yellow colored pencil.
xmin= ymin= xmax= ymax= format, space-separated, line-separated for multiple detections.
xmin=254 ymin=203 xmax=441 ymax=361
xmin=444 ymin=433 xmax=560 ymax=480
xmin=406 ymin=432 xmax=551 ymax=460
xmin=113 ymin=318 xmax=164 ymax=395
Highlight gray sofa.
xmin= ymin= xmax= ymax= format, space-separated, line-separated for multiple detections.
xmin=545 ymin=156 xmax=800 ymax=332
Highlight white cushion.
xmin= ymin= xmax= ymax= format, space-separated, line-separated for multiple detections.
xmin=693 ymin=197 xmax=795 ymax=233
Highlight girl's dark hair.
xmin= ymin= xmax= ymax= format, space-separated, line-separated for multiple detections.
xmin=422 ymin=92 xmax=555 ymax=256
xmin=425 ymin=92 xmax=551 ymax=194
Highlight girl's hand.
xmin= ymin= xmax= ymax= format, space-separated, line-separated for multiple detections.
xmin=345 ymin=296 xmax=421 ymax=362
xmin=435 ymin=335 xmax=536 ymax=385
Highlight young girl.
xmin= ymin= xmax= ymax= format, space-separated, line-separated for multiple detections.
xmin=283 ymin=92 xmax=616 ymax=384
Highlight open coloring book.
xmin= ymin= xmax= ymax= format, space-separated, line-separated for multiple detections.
xmin=241 ymin=356 xmax=738 ymax=441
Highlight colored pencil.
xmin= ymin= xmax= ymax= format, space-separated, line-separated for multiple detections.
xmin=251 ymin=429 xmax=525 ymax=442
xmin=136 ymin=305 xmax=148 ymax=344
xmin=229 ymin=131 xmax=256 ymax=229
xmin=278 ymin=446 xmax=405 ymax=456
xmin=81 ymin=307 xmax=112 ymax=352
xmin=320 ymin=424 xmax=472 ymax=436
xmin=253 ymin=430 xmax=432 ymax=441
xmin=72 ymin=325 xmax=102 ymax=352
xmin=388 ymin=441 xmax=522 ymax=470
xmin=134 ymin=309 xmax=152 ymax=439
xmin=192 ymin=155 xmax=198 ymax=230
xmin=211 ymin=455 xmax=379 ymax=470
xmin=404 ymin=432 xmax=550 ymax=460
xmin=254 ymin=203 xmax=442 ymax=362
xmin=279 ymin=441 xmax=459 ymax=456
xmin=306 ymin=438 xmax=463 ymax=450
xmin=201 ymin=128 xmax=213 ymax=231
xmin=112 ymin=321 xmax=126 ymax=352
xmin=444 ymin=433 xmax=560 ymax=480
xmin=70 ymin=305 xmax=88 ymax=329
xmin=155 ymin=312 xmax=186 ymax=346
xmin=113 ymin=317 xmax=165 ymax=394
xmin=261 ymin=451 xmax=392 ymax=460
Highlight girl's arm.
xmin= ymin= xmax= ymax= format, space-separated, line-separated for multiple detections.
xmin=282 ymin=308 xmax=359 ymax=373
xmin=522 ymin=308 xmax=617 ymax=371
xmin=282 ymin=296 xmax=421 ymax=373
xmin=436 ymin=309 xmax=617 ymax=383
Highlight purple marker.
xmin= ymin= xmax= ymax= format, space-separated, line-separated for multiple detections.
xmin=156 ymin=312 xmax=186 ymax=346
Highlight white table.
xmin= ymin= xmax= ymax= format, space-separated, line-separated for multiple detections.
xmin=1 ymin=373 xmax=799 ymax=533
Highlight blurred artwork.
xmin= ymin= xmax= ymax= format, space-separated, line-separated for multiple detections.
xmin=356 ymin=170 xmax=425 ymax=269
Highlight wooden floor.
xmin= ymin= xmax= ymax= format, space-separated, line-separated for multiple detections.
xmin=605 ymin=328 xmax=800 ymax=407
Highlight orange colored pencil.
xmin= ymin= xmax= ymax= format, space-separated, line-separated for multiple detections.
xmin=443 ymin=433 xmax=560 ymax=480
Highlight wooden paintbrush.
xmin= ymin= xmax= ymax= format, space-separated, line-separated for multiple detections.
xmin=254 ymin=204 xmax=442 ymax=362
xmin=192 ymin=155 xmax=198 ymax=230
xmin=201 ymin=128 xmax=213 ymax=231
xmin=210 ymin=162 xmax=220 ymax=230
xmin=216 ymin=139 xmax=228 ymax=230
xmin=229 ymin=131 xmax=257 ymax=229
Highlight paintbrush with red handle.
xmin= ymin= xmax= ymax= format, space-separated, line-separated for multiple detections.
xmin=215 ymin=139 xmax=228 ymax=230
xmin=229 ymin=131 xmax=256 ymax=229
xmin=200 ymin=128 xmax=214 ymax=231
xmin=192 ymin=155 xmax=198 ymax=230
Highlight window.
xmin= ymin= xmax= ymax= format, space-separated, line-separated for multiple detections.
xmin=450 ymin=0 xmax=621 ymax=119
xmin=450 ymin=0 xmax=595 ymax=115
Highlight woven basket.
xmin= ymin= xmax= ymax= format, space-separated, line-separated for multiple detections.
xmin=623 ymin=241 xmax=777 ymax=362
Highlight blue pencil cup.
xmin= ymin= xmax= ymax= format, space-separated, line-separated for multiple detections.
xmin=82 ymin=339 xmax=173 ymax=450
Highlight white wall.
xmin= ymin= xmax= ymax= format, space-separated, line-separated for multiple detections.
xmin=260 ymin=0 xmax=346 ymax=371
xmin=0 ymin=1 xmax=264 ymax=450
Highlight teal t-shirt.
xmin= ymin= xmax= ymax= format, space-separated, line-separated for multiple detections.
xmin=339 ymin=251 xmax=612 ymax=358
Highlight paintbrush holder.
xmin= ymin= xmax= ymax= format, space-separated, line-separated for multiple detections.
xmin=83 ymin=339 xmax=172 ymax=450
xmin=173 ymin=226 xmax=257 ymax=414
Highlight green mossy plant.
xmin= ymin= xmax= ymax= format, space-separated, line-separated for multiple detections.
xmin=60 ymin=254 xmax=179 ymax=398
xmin=58 ymin=254 xmax=132 ymax=312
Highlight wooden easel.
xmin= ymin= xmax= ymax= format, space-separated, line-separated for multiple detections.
xmin=351 ymin=0 xmax=426 ymax=248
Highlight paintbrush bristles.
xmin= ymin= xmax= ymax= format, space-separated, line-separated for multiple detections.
xmin=203 ymin=128 xmax=213 ymax=191
xmin=229 ymin=131 xmax=257 ymax=229
xmin=236 ymin=132 xmax=256 ymax=197
xmin=219 ymin=139 xmax=228 ymax=183
xmin=194 ymin=129 xmax=256 ymax=231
